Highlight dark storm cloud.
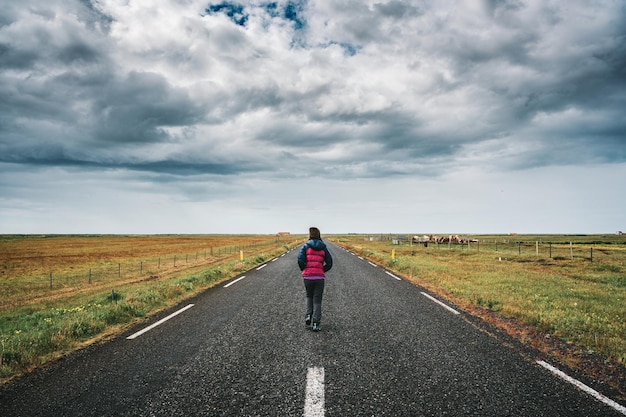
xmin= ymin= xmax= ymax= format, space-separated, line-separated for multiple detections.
xmin=1 ymin=0 xmax=625 ymax=179
xmin=0 ymin=155 xmax=265 ymax=176
xmin=1 ymin=0 xmax=625 ymax=234
xmin=91 ymin=71 xmax=206 ymax=144
xmin=373 ymin=1 xmax=423 ymax=19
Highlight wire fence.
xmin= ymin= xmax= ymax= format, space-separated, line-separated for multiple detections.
xmin=360 ymin=234 xmax=626 ymax=265
xmin=2 ymin=239 xmax=284 ymax=303
xmin=404 ymin=238 xmax=626 ymax=264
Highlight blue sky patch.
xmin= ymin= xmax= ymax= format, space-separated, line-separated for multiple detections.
xmin=284 ymin=1 xmax=305 ymax=30
xmin=206 ymin=3 xmax=248 ymax=26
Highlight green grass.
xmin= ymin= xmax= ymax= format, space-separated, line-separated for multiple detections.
xmin=332 ymin=234 xmax=626 ymax=365
xmin=0 ymin=241 xmax=300 ymax=382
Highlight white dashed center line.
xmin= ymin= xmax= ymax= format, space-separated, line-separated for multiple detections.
xmin=304 ymin=367 xmax=325 ymax=417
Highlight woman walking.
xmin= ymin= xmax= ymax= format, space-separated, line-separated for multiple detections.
xmin=298 ymin=227 xmax=333 ymax=331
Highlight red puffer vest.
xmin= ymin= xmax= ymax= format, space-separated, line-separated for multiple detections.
xmin=302 ymin=247 xmax=326 ymax=277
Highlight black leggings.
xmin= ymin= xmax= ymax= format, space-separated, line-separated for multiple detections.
xmin=304 ymin=279 xmax=325 ymax=323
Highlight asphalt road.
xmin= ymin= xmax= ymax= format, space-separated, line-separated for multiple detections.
xmin=1 ymin=242 xmax=623 ymax=416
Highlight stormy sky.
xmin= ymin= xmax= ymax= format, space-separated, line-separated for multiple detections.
xmin=1 ymin=0 xmax=625 ymax=234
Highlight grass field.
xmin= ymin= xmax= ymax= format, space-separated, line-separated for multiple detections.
xmin=0 ymin=234 xmax=287 ymax=304
xmin=2 ymin=233 xmax=625 ymax=397
xmin=0 ymin=234 xmax=303 ymax=382
xmin=330 ymin=233 xmax=626 ymax=397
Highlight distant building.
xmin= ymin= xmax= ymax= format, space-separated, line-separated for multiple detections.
xmin=277 ymin=232 xmax=290 ymax=236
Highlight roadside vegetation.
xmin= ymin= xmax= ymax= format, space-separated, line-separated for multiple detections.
xmin=0 ymin=234 xmax=303 ymax=383
xmin=330 ymin=234 xmax=626 ymax=397
xmin=2 ymin=233 xmax=624 ymax=398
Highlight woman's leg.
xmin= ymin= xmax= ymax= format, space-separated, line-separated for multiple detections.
xmin=304 ymin=279 xmax=314 ymax=321
xmin=311 ymin=279 xmax=325 ymax=324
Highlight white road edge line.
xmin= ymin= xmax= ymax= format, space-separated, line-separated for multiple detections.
xmin=127 ymin=304 xmax=195 ymax=340
xmin=368 ymin=261 xmax=377 ymax=267
xmin=385 ymin=271 xmax=402 ymax=281
xmin=420 ymin=292 xmax=460 ymax=315
xmin=304 ymin=366 xmax=325 ymax=417
xmin=224 ymin=276 xmax=246 ymax=288
xmin=536 ymin=360 xmax=626 ymax=415
xmin=256 ymin=264 xmax=267 ymax=270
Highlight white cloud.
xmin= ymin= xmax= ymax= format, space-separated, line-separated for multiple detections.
xmin=1 ymin=0 xmax=624 ymax=233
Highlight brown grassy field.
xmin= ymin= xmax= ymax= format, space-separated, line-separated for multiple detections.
xmin=1 ymin=234 xmax=281 ymax=281
xmin=0 ymin=234 xmax=303 ymax=382
xmin=0 ymin=234 xmax=291 ymax=309
xmin=2 ymin=233 xmax=625 ymax=399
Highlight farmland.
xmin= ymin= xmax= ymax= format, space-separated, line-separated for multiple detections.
xmin=330 ymin=233 xmax=626 ymax=396
xmin=0 ymin=234 xmax=303 ymax=381
xmin=1 ymin=233 xmax=625 ymax=397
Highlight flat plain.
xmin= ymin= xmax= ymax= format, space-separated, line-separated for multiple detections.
xmin=1 ymin=233 xmax=624 ymax=400
xmin=0 ymin=234 xmax=300 ymax=381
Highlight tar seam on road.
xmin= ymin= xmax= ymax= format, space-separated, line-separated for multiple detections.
xmin=384 ymin=271 xmax=402 ymax=281
xmin=420 ymin=292 xmax=460 ymax=315
xmin=224 ymin=276 xmax=246 ymax=288
xmin=536 ymin=360 xmax=626 ymax=416
xmin=126 ymin=304 xmax=195 ymax=340
xmin=304 ymin=367 xmax=325 ymax=417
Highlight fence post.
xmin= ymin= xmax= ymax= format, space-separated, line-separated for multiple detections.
xmin=49 ymin=272 xmax=52 ymax=289
xmin=140 ymin=261 xmax=143 ymax=274
xmin=549 ymin=243 xmax=552 ymax=259
xmin=590 ymin=247 xmax=593 ymax=262
xmin=174 ymin=255 xmax=177 ymax=267
xmin=89 ymin=268 xmax=92 ymax=284
xmin=536 ymin=241 xmax=539 ymax=257
xmin=118 ymin=263 xmax=121 ymax=278
xmin=570 ymin=242 xmax=573 ymax=260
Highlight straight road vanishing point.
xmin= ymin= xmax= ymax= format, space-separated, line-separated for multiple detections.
xmin=1 ymin=243 xmax=624 ymax=416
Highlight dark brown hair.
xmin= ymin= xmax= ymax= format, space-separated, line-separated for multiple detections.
xmin=309 ymin=227 xmax=321 ymax=240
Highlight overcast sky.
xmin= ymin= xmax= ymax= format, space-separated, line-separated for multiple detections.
xmin=1 ymin=0 xmax=624 ymax=235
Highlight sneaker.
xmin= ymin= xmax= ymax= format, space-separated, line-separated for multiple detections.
xmin=312 ymin=322 xmax=321 ymax=332
xmin=305 ymin=314 xmax=312 ymax=326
